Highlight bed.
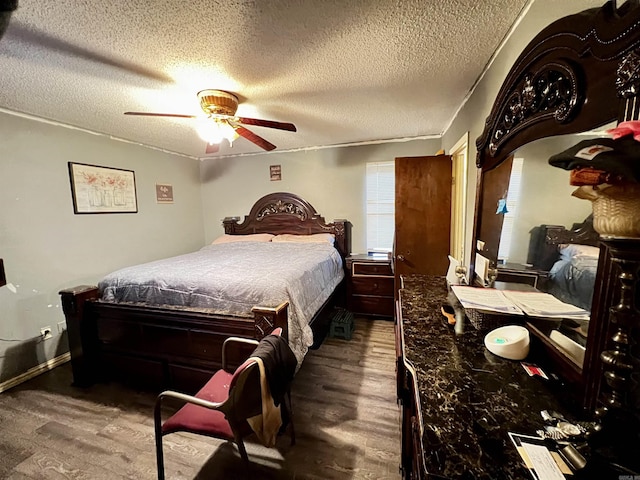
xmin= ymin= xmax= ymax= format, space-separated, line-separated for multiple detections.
xmin=60 ymin=192 xmax=351 ymax=392
xmin=527 ymin=215 xmax=600 ymax=311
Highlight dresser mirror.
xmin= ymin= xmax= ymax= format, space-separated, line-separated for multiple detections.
xmin=472 ymin=0 xmax=640 ymax=413
xmin=476 ymin=131 xmax=610 ymax=369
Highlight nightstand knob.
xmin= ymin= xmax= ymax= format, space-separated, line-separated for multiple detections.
xmin=397 ymin=254 xmax=406 ymax=262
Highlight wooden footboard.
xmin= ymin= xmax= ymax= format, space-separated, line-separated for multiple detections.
xmin=60 ymin=286 xmax=289 ymax=393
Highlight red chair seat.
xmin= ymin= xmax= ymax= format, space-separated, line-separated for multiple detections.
xmin=162 ymin=369 xmax=235 ymax=439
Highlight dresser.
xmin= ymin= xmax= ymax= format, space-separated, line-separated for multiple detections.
xmin=345 ymin=254 xmax=393 ymax=318
xmin=396 ymin=274 xmax=623 ymax=479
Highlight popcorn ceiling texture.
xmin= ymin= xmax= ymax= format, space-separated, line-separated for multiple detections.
xmin=1 ymin=0 xmax=530 ymax=159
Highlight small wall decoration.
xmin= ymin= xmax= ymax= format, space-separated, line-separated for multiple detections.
xmin=0 ymin=258 xmax=6 ymax=288
xmin=270 ymin=164 xmax=282 ymax=181
xmin=156 ymin=184 xmax=174 ymax=203
xmin=68 ymin=162 xmax=137 ymax=214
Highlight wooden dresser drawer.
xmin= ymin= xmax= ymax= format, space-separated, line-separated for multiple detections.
xmin=350 ymin=276 xmax=394 ymax=296
xmin=349 ymin=295 xmax=394 ymax=317
xmin=352 ymin=261 xmax=393 ymax=276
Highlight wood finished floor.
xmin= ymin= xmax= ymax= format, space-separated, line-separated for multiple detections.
xmin=0 ymin=318 xmax=401 ymax=479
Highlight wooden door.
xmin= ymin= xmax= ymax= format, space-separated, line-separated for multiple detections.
xmin=395 ymin=155 xmax=452 ymax=283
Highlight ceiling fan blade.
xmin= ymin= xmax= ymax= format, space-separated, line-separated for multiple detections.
xmin=235 ymin=126 xmax=276 ymax=151
xmin=236 ymin=117 xmax=297 ymax=132
xmin=205 ymin=142 xmax=219 ymax=154
xmin=124 ymin=112 xmax=197 ymax=119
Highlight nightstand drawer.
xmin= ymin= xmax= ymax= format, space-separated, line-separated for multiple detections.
xmin=349 ymin=295 xmax=394 ymax=317
xmin=352 ymin=261 xmax=393 ymax=276
xmin=350 ymin=276 xmax=394 ymax=296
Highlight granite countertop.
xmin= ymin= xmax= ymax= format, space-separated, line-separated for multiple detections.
xmin=399 ymin=274 xmax=578 ymax=479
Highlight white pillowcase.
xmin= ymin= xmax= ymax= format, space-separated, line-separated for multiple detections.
xmin=211 ymin=233 xmax=274 ymax=244
xmin=271 ymin=233 xmax=335 ymax=245
xmin=558 ymin=243 xmax=600 ymax=260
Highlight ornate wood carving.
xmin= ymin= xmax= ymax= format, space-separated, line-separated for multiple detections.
xmin=257 ymin=200 xmax=307 ymax=220
xmin=252 ymin=302 xmax=289 ymax=341
xmin=487 ymin=65 xmax=579 ymax=156
xmin=617 ymin=49 xmax=640 ymax=121
xmin=592 ymin=238 xmax=640 ymax=471
xmin=545 ymin=216 xmax=600 ymax=247
xmin=477 ymin=2 xmax=640 ymax=171
xmin=617 ymin=50 xmax=640 ymax=99
xmin=223 ymin=192 xmax=351 ymax=260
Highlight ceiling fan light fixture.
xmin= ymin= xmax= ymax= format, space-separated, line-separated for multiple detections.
xmin=125 ymin=88 xmax=295 ymax=153
xmin=196 ymin=118 xmax=237 ymax=146
xmin=197 ymin=89 xmax=239 ymax=116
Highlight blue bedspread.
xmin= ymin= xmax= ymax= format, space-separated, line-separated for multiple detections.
xmin=547 ymin=255 xmax=597 ymax=311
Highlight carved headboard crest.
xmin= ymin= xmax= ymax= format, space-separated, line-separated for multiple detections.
xmin=487 ymin=64 xmax=580 ymax=156
xmin=257 ymin=199 xmax=307 ymax=221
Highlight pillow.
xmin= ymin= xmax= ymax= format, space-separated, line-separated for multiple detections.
xmin=211 ymin=233 xmax=274 ymax=244
xmin=558 ymin=243 xmax=600 ymax=260
xmin=271 ymin=233 xmax=335 ymax=245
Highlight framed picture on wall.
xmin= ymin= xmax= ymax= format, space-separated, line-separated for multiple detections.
xmin=68 ymin=162 xmax=138 ymax=214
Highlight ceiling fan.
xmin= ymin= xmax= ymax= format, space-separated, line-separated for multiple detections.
xmin=124 ymin=89 xmax=296 ymax=154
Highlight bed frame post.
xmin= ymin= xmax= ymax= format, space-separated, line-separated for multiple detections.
xmin=251 ymin=302 xmax=289 ymax=341
xmin=59 ymin=285 xmax=100 ymax=386
xmin=223 ymin=216 xmax=240 ymax=234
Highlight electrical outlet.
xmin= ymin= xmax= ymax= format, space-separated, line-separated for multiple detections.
xmin=57 ymin=321 xmax=67 ymax=333
xmin=40 ymin=326 xmax=53 ymax=340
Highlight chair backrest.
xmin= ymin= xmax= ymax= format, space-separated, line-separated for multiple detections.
xmin=223 ymin=329 xmax=284 ymax=422
xmin=223 ymin=360 xmax=262 ymax=421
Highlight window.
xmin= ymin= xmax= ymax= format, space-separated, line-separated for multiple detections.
xmin=498 ymin=157 xmax=524 ymax=263
xmin=366 ymin=161 xmax=395 ymax=253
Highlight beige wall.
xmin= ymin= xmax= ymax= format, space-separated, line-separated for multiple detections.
xmin=200 ymin=139 xmax=442 ymax=254
xmin=0 ymin=111 xmax=203 ymax=383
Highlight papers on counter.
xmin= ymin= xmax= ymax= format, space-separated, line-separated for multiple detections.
xmin=450 ymin=286 xmax=589 ymax=319
xmin=502 ymin=290 xmax=589 ymax=320
xmin=451 ymin=286 xmax=523 ymax=315
xmin=509 ymin=432 xmax=571 ymax=479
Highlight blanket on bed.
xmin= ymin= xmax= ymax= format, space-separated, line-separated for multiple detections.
xmin=98 ymin=241 xmax=344 ymax=364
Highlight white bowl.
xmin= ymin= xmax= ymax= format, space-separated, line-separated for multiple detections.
xmin=484 ymin=325 xmax=530 ymax=360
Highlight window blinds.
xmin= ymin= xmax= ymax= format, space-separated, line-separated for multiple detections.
xmin=366 ymin=161 xmax=395 ymax=252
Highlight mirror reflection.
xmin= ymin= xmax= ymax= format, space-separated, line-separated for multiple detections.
xmin=477 ymin=126 xmax=616 ymax=368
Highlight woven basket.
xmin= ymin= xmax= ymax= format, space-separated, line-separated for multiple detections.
xmin=592 ymin=184 xmax=640 ymax=237
xmin=573 ymin=183 xmax=640 ymax=237
xmin=465 ymin=308 xmax=523 ymax=331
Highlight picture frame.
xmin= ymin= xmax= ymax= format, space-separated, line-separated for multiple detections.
xmin=68 ymin=162 xmax=138 ymax=214
xmin=156 ymin=183 xmax=174 ymax=203
xmin=270 ymin=164 xmax=282 ymax=181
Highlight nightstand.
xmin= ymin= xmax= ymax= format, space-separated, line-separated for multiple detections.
xmin=345 ymin=254 xmax=394 ymax=318
xmin=497 ymin=263 xmax=549 ymax=289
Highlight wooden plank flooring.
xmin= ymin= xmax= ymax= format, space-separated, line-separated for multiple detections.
xmin=0 ymin=318 xmax=401 ymax=479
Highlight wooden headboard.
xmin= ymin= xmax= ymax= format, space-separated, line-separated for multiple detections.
xmin=527 ymin=215 xmax=600 ymax=271
xmin=222 ymin=192 xmax=351 ymax=260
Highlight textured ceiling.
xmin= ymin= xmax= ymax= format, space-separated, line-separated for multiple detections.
xmin=0 ymin=0 xmax=533 ymax=159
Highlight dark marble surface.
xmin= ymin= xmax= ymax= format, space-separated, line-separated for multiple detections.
xmin=399 ymin=274 xmax=581 ymax=480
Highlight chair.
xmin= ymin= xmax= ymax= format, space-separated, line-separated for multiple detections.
xmin=154 ymin=328 xmax=295 ymax=480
